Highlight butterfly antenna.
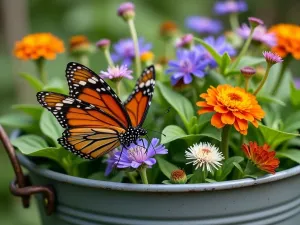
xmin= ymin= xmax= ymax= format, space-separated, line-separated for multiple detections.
xmin=146 ymin=134 xmax=157 ymax=154
xmin=143 ymin=106 xmax=172 ymax=129
xmin=146 ymin=129 xmax=166 ymax=137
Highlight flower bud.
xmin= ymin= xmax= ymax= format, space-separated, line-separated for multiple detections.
xmin=117 ymin=2 xmax=135 ymax=21
xmin=96 ymin=39 xmax=111 ymax=50
xmin=69 ymin=35 xmax=94 ymax=56
xmin=176 ymin=34 xmax=194 ymax=49
xmin=263 ymin=51 xmax=283 ymax=65
xmin=160 ymin=21 xmax=178 ymax=40
xmin=170 ymin=169 xmax=187 ymax=184
xmin=140 ymin=51 xmax=154 ymax=64
xmin=240 ymin=66 xmax=256 ymax=78
xmin=248 ymin=17 xmax=264 ymax=29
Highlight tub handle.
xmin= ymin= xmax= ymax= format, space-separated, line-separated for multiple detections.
xmin=0 ymin=125 xmax=55 ymax=215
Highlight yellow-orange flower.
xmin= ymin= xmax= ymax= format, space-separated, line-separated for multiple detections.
xmin=14 ymin=33 xmax=64 ymax=60
xmin=242 ymin=142 xmax=280 ymax=174
xmin=140 ymin=51 xmax=154 ymax=63
xmin=69 ymin=35 xmax=93 ymax=56
xmin=197 ymin=84 xmax=265 ymax=135
xmin=269 ymin=24 xmax=300 ymax=59
xmin=160 ymin=21 xmax=178 ymax=38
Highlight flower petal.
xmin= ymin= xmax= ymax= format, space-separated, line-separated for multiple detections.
xmin=211 ymin=113 xmax=225 ymax=128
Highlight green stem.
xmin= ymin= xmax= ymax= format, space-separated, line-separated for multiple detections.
xmin=36 ymin=58 xmax=47 ymax=84
xmin=231 ymin=28 xmax=255 ymax=70
xmin=115 ymin=80 xmax=121 ymax=96
xmin=244 ymin=77 xmax=249 ymax=91
xmin=126 ymin=171 xmax=138 ymax=184
xmin=221 ymin=125 xmax=231 ymax=160
xmin=229 ymin=13 xmax=239 ymax=31
xmin=138 ymin=166 xmax=148 ymax=184
xmin=79 ymin=55 xmax=89 ymax=67
xmin=128 ymin=19 xmax=141 ymax=76
xmin=271 ymin=56 xmax=292 ymax=95
xmin=253 ymin=64 xmax=271 ymax=95
xmin=104 ymin=48 xmax=115 ymax=67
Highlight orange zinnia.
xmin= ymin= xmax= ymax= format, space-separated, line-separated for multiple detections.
xmin=269 ymin=24 xmax=300 ymax=59
xmin=14 ymin=33 xmax=64 ymax=60
xmin=242 ymin=142 xmax=280 ymax=174
xmin=197 ymin=84 xmax=265 ymax=135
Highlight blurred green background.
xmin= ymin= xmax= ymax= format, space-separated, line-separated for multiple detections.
xmin=0 ymin=0 xmax=299 ymax=224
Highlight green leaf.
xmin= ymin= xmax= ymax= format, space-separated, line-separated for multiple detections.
xmin=19 ymin=73 xmax=43 ymax=91
xmin=162 ymin=180 xmax=172 ymax=184
xmin=217 ymin=156 xmax=244 ymax=181
xmin=220 ymin=52 xmax=231 ymax=74
xmin=43 ymin=78 xmax=68 ymax=94
xmin=161 ymin=124 xmax=221 ymax=144
xmin=256 ymin=95 xmax=286 ymax=107
xmin=205 ymin=178 xmax=217 ymax=183
xmin=12 ymin=104 xmax=43 ymax=120
xmin=157 ymin=82 xmax=194 ymax=127
xmin=233 ymin=161 xmax=244 ymax=174
xmin=277 ymin=149 xmax=300 ymax=164
xmin=283 ymin=112 xmax=300 ymax=132
xmin=0 ymin=113 xmax=38 ymax=133
xmin=259 ymin=124 xmax=299 ymax=149
xmin=11 ymin=134 xmax=48 ymax=154
xmin=40 ymin=110 xmax=63 ymax=146
xmin=194 ymin=37 xmax=222 ymax=65
xmin=290 ymin=82 xmax=300 ymax=107
xmin=226 ymin=56 xmax=265 ymax=75
xmin=156 ymin=156 xmax=179 ymax=178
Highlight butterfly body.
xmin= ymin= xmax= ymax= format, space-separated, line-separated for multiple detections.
xmin=37 ymin=62 xmax=155 ymax=159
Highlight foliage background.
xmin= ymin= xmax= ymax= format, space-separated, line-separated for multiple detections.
xmin=0 ymin=0 xmax=299 ymax=224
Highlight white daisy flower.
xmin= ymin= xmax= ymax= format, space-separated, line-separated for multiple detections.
xmin=185 ymin=142 xmax=224 ymax=173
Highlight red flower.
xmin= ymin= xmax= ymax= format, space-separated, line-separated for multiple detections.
xmin=242 ymin=142 xmax=280 ymax=174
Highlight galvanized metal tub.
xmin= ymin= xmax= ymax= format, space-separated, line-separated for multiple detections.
xmin=18 ymin=154 xmax=300 ymax=225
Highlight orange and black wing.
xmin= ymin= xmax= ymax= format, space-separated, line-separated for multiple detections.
xmin=65 ymin=62 xmax=131 ymax=128
xmin=124 ymin=65 xmax=155 ymax=127
xmin=37 ymin=92 xmax=124 ymax=159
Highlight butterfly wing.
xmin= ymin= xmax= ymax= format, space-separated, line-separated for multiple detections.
xmin=124 ymin=65 xmax=155 ymax=127
xmin=37 ymin=92 xmax=124 ymax=159
xmin=65 ymin=62 xmax=131 ymax=128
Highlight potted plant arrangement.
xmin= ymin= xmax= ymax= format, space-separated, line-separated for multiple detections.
xmin=2 ymin=1 xmax=300 ymax=224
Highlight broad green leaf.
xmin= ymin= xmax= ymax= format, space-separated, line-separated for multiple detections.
xmin=256 ymin=95 xmax=286 ymax=107
xmin=277 ymin=149 xmax=300 ymax=164
xmin=205 ymin=178 xmax=217 ymax=183
xmin=194 ymin=37 xmax=222 ymax=65
xmin=283 ymin=112 xmax=300 ymax=132
xmin=11 ymin=134 xmax=48 ymax=154
xmin=0 ymin=113 xmax=38 ymax=133
xmin=190 ymin=169 xmax=206 ymax=183
xmin=40 ymin=110 xmax=63 ymax=146
xmin=217 ymin=156 xmax=244 ymax=181
xmin=156 ymin=156 xmax=179 ymax=178
xmin=259 ymin=124 xmax=299 ymax=149
xmin=19 ymin=73 xmax=43 ymax=91
xmin=161 ymin=124 xmax=221 ymax=144
xmin=157 ymin=82 xmax=194 ymax=127
xmin=290 ymin=82 xmax=300 ymax=107
xmin=220 ymin=52 xmax=231 ymax=75
xmin=233 ymin=161 xmax=244 ymax=174
xmin=12 ymin=104 xmax=43 ymax=120
xmin=236 ymin=56 xmax=265 ymax=68
xmin=44 ymin=78 xmax=68 ymax=94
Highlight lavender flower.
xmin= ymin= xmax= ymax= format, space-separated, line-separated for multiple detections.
xmin=240 ymin=66 xmax=256 ymax=78
xmin=104 ymin=149 xmax=119 ymax=176
xmin=114 ymin=138 xmax=167 ymax=169
xmin=100 ymin=65 xmax=133 ymax=80
xmin=248 ymin=17 xmax=264 ymax=28
xmin=117 ymin=2 xmax=135 ymax=20
xmin=214 ymin=0 xmax=247 ymax=15
xmin=96 ymin=39 xmax=111 ymax=50
xmin=166 ymin=49 xmax=209 ymax=85
xmin=196 ymin=36 xmax=236 ymax=68
xmin=237 ymin=24 xmax=277 ymax=47
xmin=176 ymin=34 xmax=194 ymax=48
xmin=185 ymin=16 xmax=222 ymax=35
xmin=263 ymin=51 xmax=283 ymax=65
xmin=111 ymin=38 xmax=152 ymax=66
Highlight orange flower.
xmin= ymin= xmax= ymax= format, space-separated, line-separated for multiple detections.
xmin=197 ymin=84 xmax=265 ymax=135
xmin=14 ymin=33 xmax=64 ymax=60
xmin=140 ymin=51 xmax=154 ymax=63
xmin=269 ymin=24 xmax=300 ymax=59
xmin=160 ymin=21 xmax=178 ymax=38
xmin=242 ymin=142 xmax=280 ymax=174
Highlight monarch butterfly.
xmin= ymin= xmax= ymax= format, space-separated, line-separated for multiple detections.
xmin=37 ymin=62 xmax=155 ymax=159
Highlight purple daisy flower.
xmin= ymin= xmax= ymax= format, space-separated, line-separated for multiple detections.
xmin=195 ymin=36 xmax=236 ymax=68
xmin=111 ymin=38 xmax=152 ymax=66
xmin=100 ymin=65 xmax=133 ymax=80
xmin=113 ymin=138 xmax=167 ymax=169
xmin=237 ymin=24 xmax=277 ymax=47
xmin=214 ymin=0 xmax=247 ymax=15
xmin=166 ymin=49 xmax=209 ymax=85
xmin=185 ymin=16 xmax=222 ymax=35
xmin=263 ymin=51 xmax=283 ymax=65
xmin=104 ymin=149 xmax=119 ymax=176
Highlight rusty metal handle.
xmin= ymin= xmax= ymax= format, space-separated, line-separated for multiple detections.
xmin=0 ymin=125 xmax=55 ymax=215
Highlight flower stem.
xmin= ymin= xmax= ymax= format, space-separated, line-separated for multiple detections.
xmin=221 ymin=125 xmax=231 ymax=160
xmin=253 ymin=64 xmax=271 ymax=95
xmin=138 ymin=166 xmax=148 ymax=184
xmin=126 ymin=171 xmax=138 ymax=184
xmin=231 ymin=28 xmax=255 ymax=70
xmin=36 ymin=58 xmax=47 ymax=84
xmin=115 ymin=80 xmax=121 ymax=96
xmin=128 ymin=19 xmax=141 ymax=75
xmin=104 ymin=48 xmax=115 ymax=68
xmin=229 ymin=13 xmax=239 ymax=31
xmin=244 ymin=77 xmax=249 ymax=91
xmin=271 ymin=55 xmax=292 ymax=95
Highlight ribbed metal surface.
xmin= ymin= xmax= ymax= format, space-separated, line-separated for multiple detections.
xmin=18 ymin=154 xmax=300 ymax=225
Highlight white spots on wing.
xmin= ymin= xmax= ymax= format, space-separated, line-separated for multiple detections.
xmin=79 ymin=81 xmax=86 ymax=85
xmin=88 ymin=78 xmax=96 ymax=84
xmin=77 ymin=66 xmax=82 ymax=69
xmin=96 ymin=88 xmax=101 ymax=92
xmin=100 ymin=79 xmax=104 ymax=83
xmin=73 ymin=84 xmax=79 ymax=87
xmin=139 ymin=82 xmax=145 ymax=88
xmin=63 ymin=98 xmax=74 ymax=104
xmin=56 ymin=103 xmax=63 ymax=107
xmin=92 ymin=77 xmax=98 ymax=82
xmin=145 ymin=80 xmax=151 ymax=87
xmin=101 ymin=88 xmax=106 ymax=91
xmin=56 ymin=107 xmax=62 ymax=110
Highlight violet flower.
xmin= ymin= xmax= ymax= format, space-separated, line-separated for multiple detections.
xmin=104 ymin=149 xmax=119 ymax=176
xmin=237 ymin=24 xmax=277 ymax=47
xmin=263 ymin=51 xmax=283 ymax=65
xmin=100 ymin=65 xmax=133 ymax=80
xmin=166 ymin=49 xmax=209 ymax=85
xmin=113 ymin=138 xmax=168 ymax=169
xmin=214 ymin=0 xmax=248 ymax=15
xmin=185 ymin=16 xmax=222 ymax=35
xmin=111 ymin=38 xmax=152 ymax=66
xmin=196 ymin=36 xmax=236 ymax=68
